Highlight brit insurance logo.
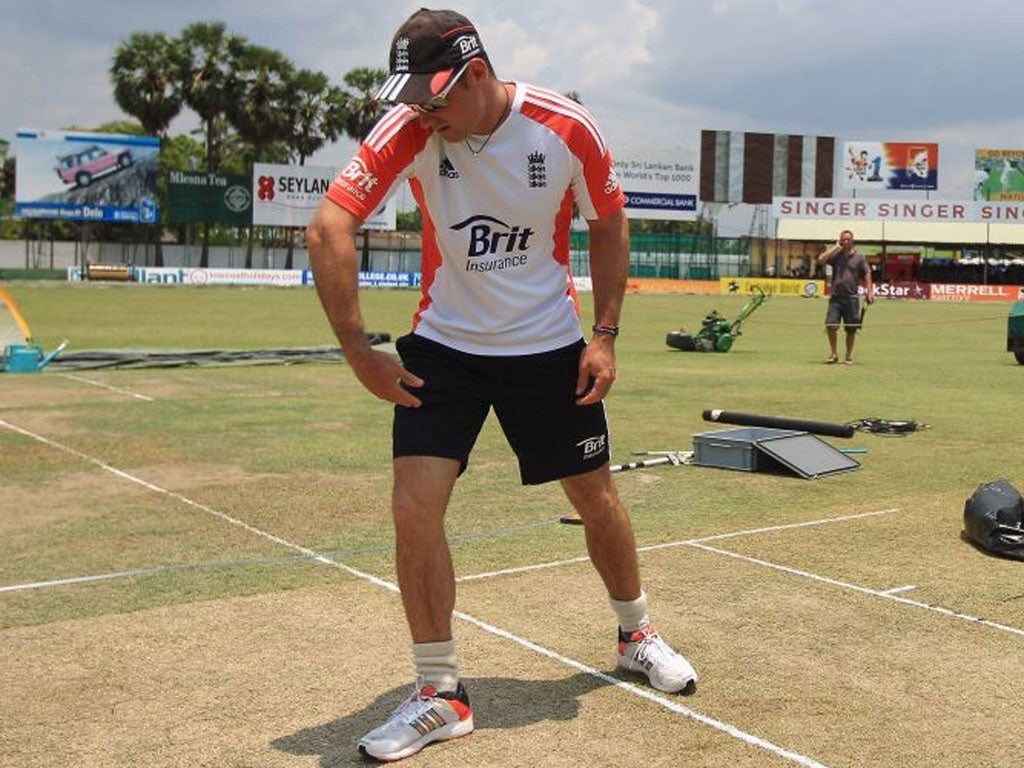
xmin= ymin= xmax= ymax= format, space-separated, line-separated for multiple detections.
xmin=576 ymin=434 xmax=607 ymax=461
xmin=338 ymin=157 xmax=379 ymax=201
xmin=451 ymin=215 xmax=535 ymax=273
xmin=604 ymin=166 xmax=620 ymax=195
xmin=453 ymin=34 xmax=481 ymax=61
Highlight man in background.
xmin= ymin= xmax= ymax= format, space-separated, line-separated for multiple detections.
xmin=817 ymin=229 xmax=874 ymax=364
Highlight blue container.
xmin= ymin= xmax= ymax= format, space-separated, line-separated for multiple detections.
xmin=2 ymin=344 xmax=44 ymax=373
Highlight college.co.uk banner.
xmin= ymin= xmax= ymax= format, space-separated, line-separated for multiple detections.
xmin=772 ymin=197 xmax=1024 ymax=223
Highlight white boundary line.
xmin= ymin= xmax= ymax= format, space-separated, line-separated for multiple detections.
xmin=56 ymin=373 xmax=155 ymax=401
xmin=0 ymin=416 xmax=832 ymax=768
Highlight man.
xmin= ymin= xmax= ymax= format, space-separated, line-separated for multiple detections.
xmin=817 ymin=229 xmax=874 ymax=364
xmin=307 ymin=7 xmax=697 ymax=763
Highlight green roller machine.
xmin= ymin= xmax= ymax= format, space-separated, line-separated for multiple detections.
xmin=666 ymin=287 xmax=769 ymax=353
xmin=1009 ymin=300 xmax=1024 ymax=365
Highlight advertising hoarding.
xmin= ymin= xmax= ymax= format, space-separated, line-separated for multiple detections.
xmin=613 ymin=149 xmax=698 ymax=220
xmin=253 ymin=163 xmax=396 ymax=230
xmin=773 ymin=197 xmax=1024 ymax=223
xmin=974 ymin=149 xmax=1024 ymax=201
xmin=842 ymin=141 xmax=938 ymax=191
xmin=14 ymin=129 xmax=161 ymax=223
xmin=700 ymin=131 xmax=836 ymax=204
xmin=167 ymin=171 xmax=252 ymax=224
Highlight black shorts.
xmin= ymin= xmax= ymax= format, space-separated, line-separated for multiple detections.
xmin=826 ymin=295 xmax=861 ymax=330
xmin=393 ymin=334 xmax=611 ymax=485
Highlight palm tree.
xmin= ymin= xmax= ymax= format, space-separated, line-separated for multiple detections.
xmin=225 ymin=41 xmax=295 ymax=268
xmin=341 ymin=67 xmax=388 ymax=142
xmin=111 ymin=33 xmax=186 ymax=137
xmin=280 ymin=69 xmax=347 ymax=268
xmin=110 ymin=32 xmax=187 ymax=266
xmin=287 ymin=70 xmax=346 ymax=165
xmin=338 ymin=67 xmax=388 ymax=271
xmin=180 ymin=21 xmax=243 ymax=267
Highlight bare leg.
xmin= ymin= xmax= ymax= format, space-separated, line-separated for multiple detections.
xmin=392 ymin=456 xmax=462 ymax=643
xmin=560 ymin=465 xmax=641 ymax=601
xmin=844 ymin=329 xmax=857 ymax=361
xmin=825 ymin=326 xmax=839 ymax=360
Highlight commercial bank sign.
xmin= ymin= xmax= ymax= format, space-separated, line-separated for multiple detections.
xmin=613 ymin=149 xmax=698 ymax=221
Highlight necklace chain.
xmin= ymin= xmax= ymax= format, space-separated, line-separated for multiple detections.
xmin=465 ymin=84 xmax=511 ymax=159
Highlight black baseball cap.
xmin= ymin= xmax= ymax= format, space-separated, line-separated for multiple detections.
xmin=375 ymin=8 xmax=489 ymax=104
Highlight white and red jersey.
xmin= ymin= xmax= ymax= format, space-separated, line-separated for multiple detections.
xmin=325 ymin=83 xmax=626 ymax=355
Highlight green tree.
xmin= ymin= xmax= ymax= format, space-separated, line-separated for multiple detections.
xmin=180 ymin=21 xmax=244 ymax=266
xmin=225 ymin=41 xmax=295 ymax=268
xmin=110 ymin=34 xmax=186 ymax=139
xmin=341 ymin=67 xmax=388 ymax=142
xmin=110 ymin=33 xmax=187 ymax=266
xmin=279 ymin=69 xmax=347 ymax=268
xmin=286 ymin=69 xmax=346 ymax=165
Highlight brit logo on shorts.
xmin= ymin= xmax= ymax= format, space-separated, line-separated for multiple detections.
xmin=577 ymin=434 xmax=607 ymax=461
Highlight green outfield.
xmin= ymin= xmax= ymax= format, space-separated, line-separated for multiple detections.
xmin=1 ymin=282 xmax=1022 ymax=768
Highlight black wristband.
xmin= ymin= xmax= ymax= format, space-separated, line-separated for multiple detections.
xmin=591 ymin=324 xmax=620 ymax=337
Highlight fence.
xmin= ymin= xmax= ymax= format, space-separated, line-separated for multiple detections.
xmin=2 ymin=232 xmax=755 ymax=277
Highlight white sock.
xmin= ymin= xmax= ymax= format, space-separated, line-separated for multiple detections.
xmin=609 ymin=591 xmax=650 ymax=633
xmin=413 ymin=640 xmax=458 ymax=693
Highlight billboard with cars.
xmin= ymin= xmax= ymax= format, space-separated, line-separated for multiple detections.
xmin=14 ymin=129 xmax=161 ymax=223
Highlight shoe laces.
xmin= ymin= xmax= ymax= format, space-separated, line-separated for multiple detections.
xmin=628 ymin=626 xmax=674 ymax=664
xmin=387 ymin=682 xmax=442 ymax=725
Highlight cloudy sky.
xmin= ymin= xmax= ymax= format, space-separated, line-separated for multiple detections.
xmin=2 ymin=0 xmax=1021 ymax=233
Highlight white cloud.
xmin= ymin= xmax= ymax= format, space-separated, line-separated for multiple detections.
xmin=3 ymin=0 xmax=1024 ymax=208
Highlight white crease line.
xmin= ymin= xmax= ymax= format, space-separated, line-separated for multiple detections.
xmin=0 ymin=568 xmax=164 ymax=593
xmin=688 ymin=542 xmax=1024 ymax=639
xmin=57 ymin=373 xmax=155 ymax=401
xmin=458 ymin=509 xmax=899 ymax=583
xmin=0 ymin=416 xmax=833 ymax=768
xmin=688 ymin=509 xmax=900 ymax=544
xmin=458 ymin=555 xmax=592 ymax=582
xmin=454 ymin=610 xmax=832 ymax=768
xmin=882 ymin=585 xmax=917 ymax=595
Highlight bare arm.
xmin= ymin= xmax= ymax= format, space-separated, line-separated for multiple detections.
xmin=862 ymin=261 xmax=875 ymax=304
xmin=306 ymin=199 xmax=423 ymax=406
xmin=576 ymin=208 xmax=629 ymax=406
xmin=817 ymin=241 xmax=841 ymax=265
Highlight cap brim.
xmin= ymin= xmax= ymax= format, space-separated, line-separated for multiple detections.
xmin=376 ymin=68 xmax=456 ymax=104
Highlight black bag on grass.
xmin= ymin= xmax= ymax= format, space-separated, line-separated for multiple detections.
xmin=963 ymin=479 xmax=1024 ymax=560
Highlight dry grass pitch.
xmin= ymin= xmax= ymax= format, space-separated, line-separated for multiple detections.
xmin=2 ymin=283 xmax=1022 ymax=767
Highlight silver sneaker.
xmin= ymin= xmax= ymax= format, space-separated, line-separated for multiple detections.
xmin=617 ymin=625 xmax=698 ymax=694
xmin=358 ymin=680 xmax=474 ymax=762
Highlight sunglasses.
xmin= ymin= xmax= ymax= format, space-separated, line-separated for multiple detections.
xmin=409 ymin=60 xmax=472 ymax=113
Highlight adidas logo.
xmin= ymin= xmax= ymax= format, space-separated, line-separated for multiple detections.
xmin=439 ymin=157 xmax=460 ymax=179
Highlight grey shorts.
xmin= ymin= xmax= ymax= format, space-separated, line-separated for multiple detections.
xmin=826 ymin=295 xmax=861 ymax=330
xmin=393 ymin=334 xmax=611 ymax=485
